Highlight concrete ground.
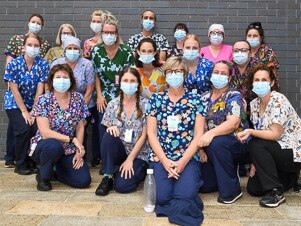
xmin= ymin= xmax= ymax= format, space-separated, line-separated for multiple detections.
xmin=1 ymin=160 xmax=301 ymax=226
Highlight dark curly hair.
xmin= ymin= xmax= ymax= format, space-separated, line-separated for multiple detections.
xmin=245 ymin=21 xmax=265 ymax=44
xmin=247 ymin=65 xmax=277 ymax=91
xmin=135 ymin=38 xmax=162 ymax=68
xmin=47 ymin=64 xmax=76 ymax=92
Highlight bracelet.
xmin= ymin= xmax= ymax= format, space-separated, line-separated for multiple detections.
xmin=69 ymin=136 xmax=74 ymax=144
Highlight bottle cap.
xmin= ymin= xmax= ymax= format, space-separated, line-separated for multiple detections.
xmin=147 ymin=169 xmax=153 ymax=174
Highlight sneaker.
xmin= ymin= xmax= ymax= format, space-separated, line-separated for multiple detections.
xmin=4 ymin=160 xmax=15 ymax=168
xmin=259 ymin=188 xmax=285 ymax=208
xmin=218 ymin=192 xmax=243 ymax=204
xmin=95 ymin=177 xmax=113 ymax=196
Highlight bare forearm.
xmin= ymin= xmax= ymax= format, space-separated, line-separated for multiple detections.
xmin=250 ymin=129 xmax=281 ymax=141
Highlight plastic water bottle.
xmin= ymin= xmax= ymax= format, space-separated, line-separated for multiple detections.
xmin=143 ymin=169 xmax=156 ymax=213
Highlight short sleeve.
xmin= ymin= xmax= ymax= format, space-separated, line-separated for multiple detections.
xmin=225 ymin=92 xmax=247 ymax=118
xmin=4 ymin=60 xmax=17 ymax=83
xmin=145 ymin=93 xmax=158 ymax=117
xmin=85 ymin=60 xmax=96 ymax=84
xmin=40 ymin=60 xmax=49 ymax=83
xmin=31 ymin=95 xmax=49 ymax=117
xmin=4 ymin=35 xmax=19 ymax=57
xmin=194 ymin=94 xmax=207 ymax=117
xmin=158 ymin=35 xmax=170 ymax=51
xmin=269 ymin=94 xmax=288 ymax=127
xmin=101 ymin=99 xmax=118 ymax=127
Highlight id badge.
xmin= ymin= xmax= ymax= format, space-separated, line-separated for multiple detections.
xmin=114 ymin=74 xmax=120 ymax=87
xmin=167 ymin=115 xmax=179 ymax=132
xmin=124 ymin=129 xmax=133 ymax=143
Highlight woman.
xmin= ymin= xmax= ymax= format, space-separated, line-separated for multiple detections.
xmin=91 ymin=18 xmax=134 ymax=165
xmin=51 ymin=36 xmax=98 ymax=167
xmin=245 ymin=22 xmax=280 ymax=89
xmin=30 ymin=64 xmax=91 ymax=191
xmin=146 ymin=56 xmax=206 ymax=226
xmin=167 ymin=23 xmax=189 ymax=58
xmin=237 ymin=66 xmax=301 ymax=208
xmin=198 ymin=61 xmax=249 ymax=204
xmin=182 ymin=34 xmax=214 ymax=95
xmin=135 ymin=37 xmax=166 ymax=99
xmin=95 ymin=67 xmax=149 ymax=196
xmin=4 ymin=33 xmax=49 ymax=175
xmin=199 ymin=24 xmax=233 ymax=63
xmin=44 ymin=23 xmax=77 ymax=63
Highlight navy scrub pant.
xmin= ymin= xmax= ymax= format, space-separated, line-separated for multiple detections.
xmin=98 ymin=111 xmax=106 ymax=159
xmin=200 ymin=135 xmax=248 ymax=198
xmin=151 ymin=160 xmax=204 ymax=226
xmin=247 ymin=138 xmax=301 ymax=196
xmin=31 ymin=138 xmax=91 ymax=188
xmin=6 ymin=109 xmax=36 ymax=169
xmin=4 ymin=122 xmax=16 ymax=162
xmin=101 ymin=132 xmax=148 ymax=193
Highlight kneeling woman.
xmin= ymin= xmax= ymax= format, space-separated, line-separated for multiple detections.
xmin=147 ymin=56 xmax=206 ymax=226
xmin=95 ymin=67 xmax=149 ymax=196
xmin=198 ymin=60 xmax=249 ymax=204
xmin=237 ymin=66 xmax=301 ymax=208
xmin=30 ymin=64 xmax=91 ymax=191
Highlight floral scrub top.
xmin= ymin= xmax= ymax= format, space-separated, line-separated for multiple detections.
xmin=102 ymin=96 xmax=150 ymax=161
xmin=91 ymin=43 xmax=135 ymax=102
xmin=135 ymin=67 xmax=167 ymax=99
xmin=4 ymin=34 xmax=50 ymax=58
xmin=30 ymin=91 xmax=90 ymax=155
xmin=200 ymin=89 xmax=249 ymax=134
xmin=44 ymin=47 xmax=64 ymax=63
xmin=127 ymin=33 xmax=170 ymax=53
xmin=250 ymin=44 xmax=280 ymax=89
xmin=184 ymin=57 xmax=214 ymax=95
xmin=51 ymin=56 xmax=96 ymax=108
xmin=250 ymin=91 xmax=301 ymax=162
xmin=83 ymin=37 xmax=101 ymax=58
xmin=146 ymin=90 xmax=206 ymax=162
xmin=167 ymin=44 xmax=183 ymax=58
xmin=4 ymin=55 xmax=49 ymax=110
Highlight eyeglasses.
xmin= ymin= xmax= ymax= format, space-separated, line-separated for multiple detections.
xmin=165 ymin=69 xmax=184 ymax=74
xmin=248 ymin=24 xmax=261 ymax=29
xmin=102 ymin=31 xmax=117 ymax=35
xmin=210 ymin=31 xmax=223 ymax=36
xmin=233 ymin=48 xmax=250 ymax=53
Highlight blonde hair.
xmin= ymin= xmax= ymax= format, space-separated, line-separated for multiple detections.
xmin=55 ymin=24 xmax=77 ymax=46
xmin=163 ymin=56 xmax=188 ymax=77
xmin=183 ymin=34 xmax=202 ymax=49
xmin=101 ymin=18 xmax=122 ymax=45
xmin=91 ymin=9 xmax=105 ymax=18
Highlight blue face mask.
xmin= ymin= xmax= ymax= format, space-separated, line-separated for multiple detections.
xmin=166 ymin=72 xmax=184 ymax=88
xmin=247 ymin=38 xmax=260 ymax=48
xmin=143 ymin=20 xmax=154 ymax=31
xmin=25 ymin=46 xmax=40 ymax=58
xmin=139 ymin=54 xmax=155 ymax=64
xmin=233 ymin=52 xmax=249 ymax=65
xmin=120 ymin=82 xmax=138 ymax=95
xmin=65 ymin=50 xmax=80 ymax=62
xmin=53 ymin=78 xmax=71 ymax=93
xmin=210 ymin=34 xmax=223 ymax=45
xmin=174 ymin=30 xmax=186 ymax=41
xmin=210 ymin=74 xmax=228 ymax=89
xmin=183 ymin=50 xmax=199 ymax=61
xmin=252 ymin=82 xmax=271 ymax=97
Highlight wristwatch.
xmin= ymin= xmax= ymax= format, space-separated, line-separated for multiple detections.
xmin=69 ymin=136 xmax=74 ymax=144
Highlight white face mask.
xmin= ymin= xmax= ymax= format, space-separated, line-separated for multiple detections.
xmin=28 ymin=22 xmax=42 ymax=34
xmin=90 ymin=22 xmax=102 ymax=33
xmin=102 ymin=34 xmax=117 ymax=46
xmin=25 ymin=46 xmax=40 ymax=58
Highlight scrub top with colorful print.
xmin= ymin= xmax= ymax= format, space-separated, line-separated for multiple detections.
xmin=184 ymin=57 xmax=214 ymax=95
xmin=4 ymin=34 xmax=50 ymax=58
xmin=135 ymin=67 xmax=167 ymax=99
xmin=91 ymin=43 xmax=135 ymax=102
xmin=4 ymin=55 xmax=49 ymax=109
xmin=44 ymin=46 xmax=64 ymax=63
xmin=30 ymin=91 xmax=90 ymax=155
xmin=102 ymin=96 xmax=150 ymax=161
xmin=83 ymin=37 xmax=101 ymax=57
xmin=146 ymin=90 xmax=206 ymax=162
xmin=250 ymin=91 xmax=301 ymax=162
xmin=200 ymin=89 xmax=249 ymax=134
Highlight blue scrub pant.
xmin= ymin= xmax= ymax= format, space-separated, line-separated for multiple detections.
xmin=101 ymin=132 xmax=148 ymax=193
xmin=4 ymin=122 xmax=16 ymax=162
xmin=151 ymin=160 xmax=204 ymax=226
xmin=31 ymin=138 xmax=91 ymax=188
xmin=200 ymin=135 xmax=248 ymax=198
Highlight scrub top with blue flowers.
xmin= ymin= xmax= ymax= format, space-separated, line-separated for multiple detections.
xmin=4 ymin=55 xmax=49 ymax=109
xmin=184 ymin=57 xmax=214 ymax=95
xmin=200 ymin=89 xmax=249 ymax=134
xmin=146 ymin=90 xmax=206 ymax=162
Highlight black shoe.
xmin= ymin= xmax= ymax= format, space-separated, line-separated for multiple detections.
xmin=36 ymin=171 xmax=52 ymax=191
xmin=4 ymin=160 xmax=15 ymax=168
xmin=29 ymin=165 xmax=38 ymax=174
xmin=259 ymin=188 xmax=285 ymax=208
xmin=91 ymin=159 xmax=101 ymax=168
xmin=95 ymin=177 xmax=113 ymax=196
xmin=14 ymin=167 xmax=33 ymax=175
xmin=218 ymin=192 xmax=242 ymax=204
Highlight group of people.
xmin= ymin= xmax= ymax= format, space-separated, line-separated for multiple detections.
xmin=3 ymin=8 xmax=301 ymax=226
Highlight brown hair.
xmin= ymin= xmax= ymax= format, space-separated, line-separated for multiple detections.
xmin=28 ymin=14 xmax=44 ymax=26
xmin=47 ymin=64 xmax=76 ymax=92
xmin=247 ymin=65 xmax=277 ymax=91
xmin=183 ymin=34 xmax=202 ymax=49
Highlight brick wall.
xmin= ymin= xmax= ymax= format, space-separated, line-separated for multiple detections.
xmin=0 ymin=0 xmax=300 ymax=157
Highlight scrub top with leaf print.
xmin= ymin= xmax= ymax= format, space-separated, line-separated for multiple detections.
xmin=250 ymin=91 xmax=301 ymax=162
xmin=91 ymin=43 xmax=135 ymax=102
xmin=200 ymin=89 xmax=249 ymax=134
xmin=4 ymin=55 xmax=49 ymax=110
xmin=146 ymin=90 xmax=206 ymax=162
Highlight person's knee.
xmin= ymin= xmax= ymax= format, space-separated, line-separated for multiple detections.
xmin=114 ymin=178 xmax=138 ymax=193
xmin=71 ymin=175 xmax=91 ymax=188
xmin=156 ymin=190 xmax=172 ymax=205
